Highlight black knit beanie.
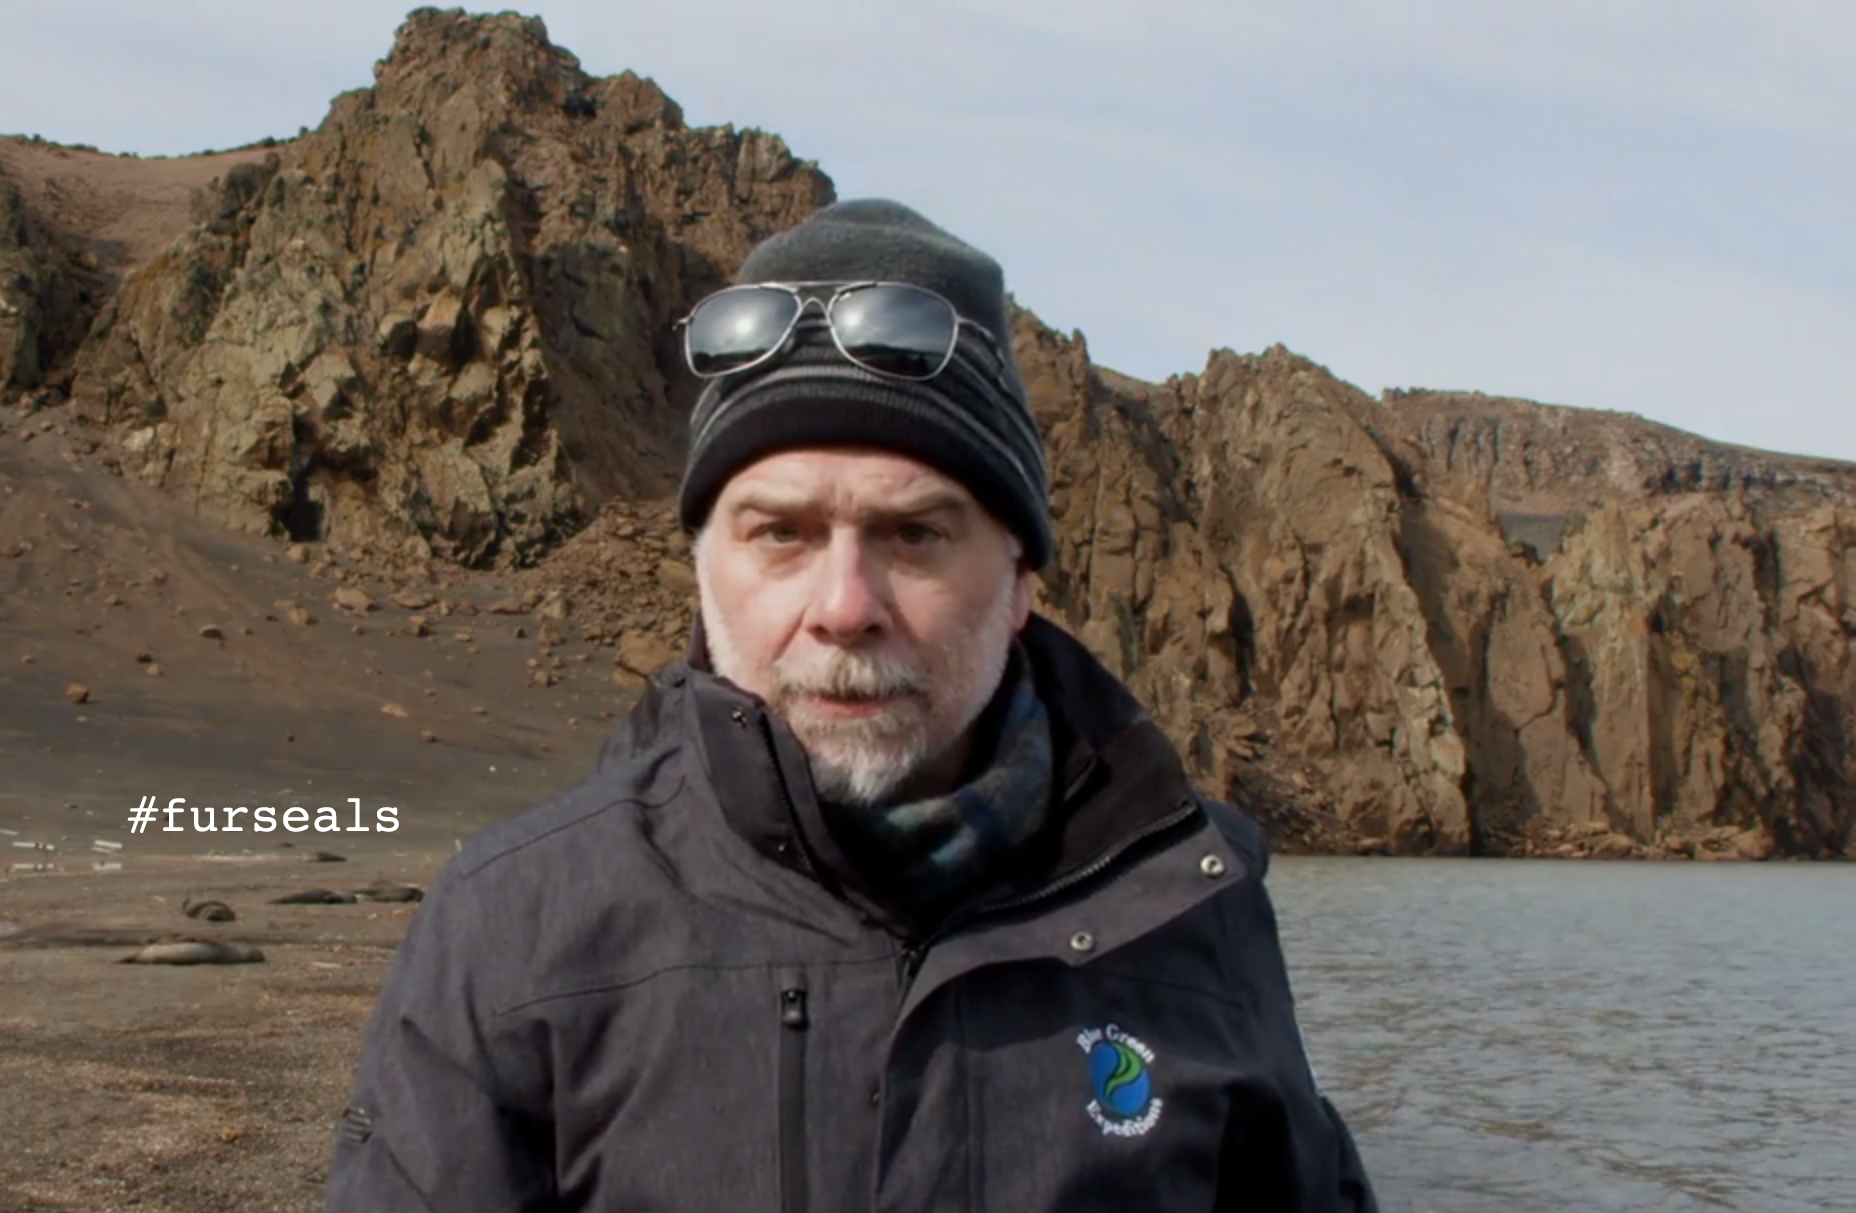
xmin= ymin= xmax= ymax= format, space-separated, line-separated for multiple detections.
xmin=676 ymin=199 xmax=1053 ymax=569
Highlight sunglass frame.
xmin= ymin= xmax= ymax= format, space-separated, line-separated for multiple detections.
xmin=674 ymin=280 xmax=989 ymax=382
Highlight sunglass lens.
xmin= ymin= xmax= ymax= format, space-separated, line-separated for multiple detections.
xmin=685 ymin=287 xmax=800 ymax=376
xmin=829 ymin=284 xmax=956 ymax=379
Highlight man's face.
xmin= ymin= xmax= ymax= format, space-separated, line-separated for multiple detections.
xmin=695 ymin=447 xmax=1033 ymax=807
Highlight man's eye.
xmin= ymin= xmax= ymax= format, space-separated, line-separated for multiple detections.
xmin=756 ymin=522 xmax=801 ymax=545
xmin=895 ymin=523 xmax=943 ymax=546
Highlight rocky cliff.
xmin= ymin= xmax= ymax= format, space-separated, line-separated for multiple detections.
xmin=3 ymin=9 xmax=1849 ymax=858
xmin=17 ymin=9 xmax=828 ymax=569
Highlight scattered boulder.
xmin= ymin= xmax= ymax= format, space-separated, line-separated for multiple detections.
xmin=1592 ymin=833 xmax=1641 ymax=860
xmin=617 ymin=631 xmax=679 ymax=678
xmin=1731 ymin=827 xmax=1775 ymax=862
xmin=655 ymin=560 xmax=697 ymax=595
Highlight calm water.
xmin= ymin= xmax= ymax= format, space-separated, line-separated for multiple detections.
xmin=1270 ymin=858 xmax=1856 ymax=1213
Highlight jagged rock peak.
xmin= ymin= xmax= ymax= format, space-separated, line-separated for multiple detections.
xmin=364 ymin=8 xmax=688 ymax=134
xmin=49 ymin=8 xmax=832 ymax=570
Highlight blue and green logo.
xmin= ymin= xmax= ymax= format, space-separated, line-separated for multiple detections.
xmin=1076 ymin=1025 xmax=1163 ymax=1136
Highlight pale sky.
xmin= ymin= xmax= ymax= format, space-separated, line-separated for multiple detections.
xmin=7 ymin=1 xmax=1852 ymax=462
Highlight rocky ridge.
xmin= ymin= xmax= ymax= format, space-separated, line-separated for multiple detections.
xmin=22 ymin=9 xmax=828 ymax=570
xmin=2 ymin=9 xmax=1849 ymax=859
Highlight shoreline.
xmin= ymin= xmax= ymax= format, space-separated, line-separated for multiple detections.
xmin=2 ymin=834 xmax=1842 ymax=1209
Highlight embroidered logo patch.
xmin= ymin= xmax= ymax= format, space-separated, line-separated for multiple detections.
xmin=1076 ymin=1025 xmax=1163 ymax=1136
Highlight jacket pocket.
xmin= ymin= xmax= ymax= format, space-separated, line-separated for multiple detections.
xmin=777 ymin=968 xmax=810 ymax=1213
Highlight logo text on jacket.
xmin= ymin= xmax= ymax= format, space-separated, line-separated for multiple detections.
xmin=1076 ymin=1024 xmax=1163 ymax=1137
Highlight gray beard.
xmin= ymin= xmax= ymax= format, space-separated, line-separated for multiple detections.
xmin=695 ymin=555 xmax=1022 ymax=811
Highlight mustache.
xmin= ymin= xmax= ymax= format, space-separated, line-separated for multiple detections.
xmin=773 ymin=651 xmax=930 ymax=702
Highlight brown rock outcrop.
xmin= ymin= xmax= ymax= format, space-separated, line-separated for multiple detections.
xmin=1017 ymin=329 xmax=1473 ymax=851
xmin=1 ymin=134 xmax=273 ymax=397
xmin=62 ymin=9 xmax=829 ymax=568
xmin=0 ymin=150 xmax=99 ymax=396
xmin=1012 ymin=331 xmax=1852 ymax=857
xmin=1368 ymin=392 xmax=1855 ymax=857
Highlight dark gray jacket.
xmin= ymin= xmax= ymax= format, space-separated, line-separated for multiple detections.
xmin=326 ymin=616 xmax=1378 ymax=1211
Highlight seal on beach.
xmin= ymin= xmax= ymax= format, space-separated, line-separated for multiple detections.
xmin=352 ymin=881 xmax=424 ymax=903
xmin=270 ymin=889 xmax=358 ymax=905
xmin=120 ymin=938 xmax=265 ymax=965
xmin=182 ymin=896 xmax=237 ymax=922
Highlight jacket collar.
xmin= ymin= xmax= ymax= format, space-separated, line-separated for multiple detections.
xmin=604 ymin=612 xmax=1203 ymax=932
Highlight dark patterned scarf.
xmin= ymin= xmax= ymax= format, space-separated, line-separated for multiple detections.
xmin=819 ymin=653 xmax=1054 ymax=931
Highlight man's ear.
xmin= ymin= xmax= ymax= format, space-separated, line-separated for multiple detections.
xmin=1010 ymin=566 xmax=1035 ymax=631
xmin=687 ymin=604 xmax=715 ymax=671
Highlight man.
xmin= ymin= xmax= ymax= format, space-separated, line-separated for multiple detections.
xmin=326 ymin=199 xmax=1378 ymax=1211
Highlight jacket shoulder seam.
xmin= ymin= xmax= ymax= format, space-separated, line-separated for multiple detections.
xmin=493 ymin=951 xmax=894 ymax=1018
xmin=453 ymin=772 xmax=688 ymax=880
xmin=1087 ymin=963 xmax=1260 ymax=1016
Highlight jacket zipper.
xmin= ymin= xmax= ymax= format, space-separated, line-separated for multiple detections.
xmin=778 ymin=974 xmax=810 ymax=1213
xmin=896 ymin=796 xmax=1201 ymax=1000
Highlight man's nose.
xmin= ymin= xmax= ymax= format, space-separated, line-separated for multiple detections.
xmin=807 ymin=535 xmax=887 ymax=641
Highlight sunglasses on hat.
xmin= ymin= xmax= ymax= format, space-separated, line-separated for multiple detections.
xmin=674 ymin=281 xmax=993 ymax=383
